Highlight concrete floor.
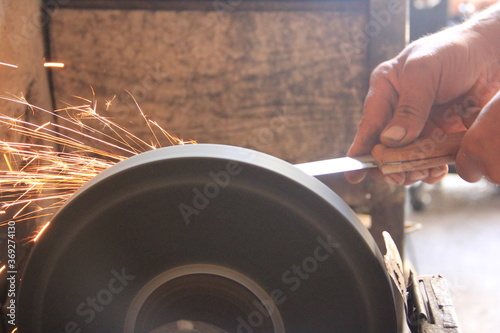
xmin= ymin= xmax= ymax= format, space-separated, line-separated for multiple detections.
xmin=405 ymin=175 xmax=500 ymax=332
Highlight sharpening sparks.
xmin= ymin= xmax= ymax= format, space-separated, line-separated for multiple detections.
xmin=1 ymin=93 xmax=195 ymax=242
xmin=43 ymin=62 xmax=65 ymax=68
xmin=0 ymin=62 xmax=18 ymax=69
xmin=33 ymin=221 xmax=50 ymax=242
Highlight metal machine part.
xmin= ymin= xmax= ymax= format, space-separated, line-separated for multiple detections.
xmin=17 ymin=144 xmax=398 ymax=332
xmin=406 ymin=273 xmax=460 ymax=333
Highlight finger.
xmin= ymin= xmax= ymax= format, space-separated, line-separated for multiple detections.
xmin=390 ymin=165 xmax=448 ymax=187
xmin=346 ymin=64 xmax=398 ymax=184
xmin=366 ymin=168 xmax=407 ymax=185
xmin=455 ymin=91 xmax=500 ymax=183
xmin=361 ymin=166 xmax=407 ymax=185
xmin=380 ymin=57 xmax=439 ymax=147
xmin=407 ymin=169 xmax=429 ymax=183
xmin=344 ymin=168 xmax=369 ymax=184
xmin=423 ymin=166 xmax=448 ymax=184
xmin=407 ymin=120 xmax=450 ymax=185
xmin=455 ymin=119 xmax=488 ymax=182
xmin=455 ymin=145 xmax=483 ymax=183
xmin=385 ymin=172 xmax=407 ymax=185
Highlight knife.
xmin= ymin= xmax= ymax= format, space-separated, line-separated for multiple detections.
xmin=295 ymin=131 xmax=465 ymax=177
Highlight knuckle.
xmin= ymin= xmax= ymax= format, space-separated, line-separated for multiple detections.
xmin=370 ymin=60 xmax=396 ymax=81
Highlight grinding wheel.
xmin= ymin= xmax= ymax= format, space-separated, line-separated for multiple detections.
xmin=18 ymin=144 xmax=397 ymax=332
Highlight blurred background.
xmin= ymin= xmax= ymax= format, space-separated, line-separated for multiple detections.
xmin=406 ymin=177 xmax=500 ymax=333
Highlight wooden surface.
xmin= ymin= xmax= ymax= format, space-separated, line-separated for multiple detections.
xmin=48 ymin=7 xmax=369 ymax=163
xmin=0 ymin=0 xmax=53 ymax=143
xmin=55 ymin=0 xmax=367 ymax=11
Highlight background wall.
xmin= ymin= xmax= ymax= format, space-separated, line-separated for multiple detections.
xmin=48 ymin=6 xmax=369 ymax=163
xmin=0 ymin=0 xmax=53 ymax=140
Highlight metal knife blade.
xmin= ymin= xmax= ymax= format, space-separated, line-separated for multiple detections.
xmin=294 ymin=131 xmax=465 ymax=177
xmin=295 ymin=155 xmax=377 ymax=177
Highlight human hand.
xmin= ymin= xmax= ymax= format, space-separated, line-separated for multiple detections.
xmin=345 ymin=9 xmax=500 ymax=185
xmin=456 ymin=90 xmax=500 ymax=184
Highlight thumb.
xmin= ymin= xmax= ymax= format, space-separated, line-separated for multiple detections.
xmin=380 ymin=64 xmax=437 ymax=147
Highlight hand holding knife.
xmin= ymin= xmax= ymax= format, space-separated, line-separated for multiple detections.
xmin=295 ymin=131 xmax=465 ymax=177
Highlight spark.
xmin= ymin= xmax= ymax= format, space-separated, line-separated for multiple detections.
xmin=1 ymin=93 xmax=195 ymax=242
xmin=105 ymin=95 xmax=116 ymax=111
xmin=3 ymin=154 xmax=13 ymax=172
xmin=0 ymin=265 xmax=5 ymax=273
xmin=0 ymin=62 xmax=18 ymax=68
xmin=34 ymin=122 xmax=51 ymax=132
xmin=34 ymin=221 xmax=50 ymax=242
xmin=44 ymin=62 xmax=65 ymax=68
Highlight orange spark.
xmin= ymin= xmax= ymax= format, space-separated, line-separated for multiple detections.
xmin=3 ymin=153 xmax=13 ymax=172
xmin=1 ymin=93 xmax=195 ymax=241
xmin=105 ymin=95 xmax=116 ymax=111
xmin=34 ymin=222 xmax=51 ymax=242
xmin=34 ymin=122 xmax=51 ymax=132
xmin=44 ymin=62 xmax=65 ymax=68
xmin=0 ymin=62 xmax=18 ymax=68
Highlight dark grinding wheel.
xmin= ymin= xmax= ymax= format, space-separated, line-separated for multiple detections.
xmin=18 ymin=144 xmax=397 ymax=333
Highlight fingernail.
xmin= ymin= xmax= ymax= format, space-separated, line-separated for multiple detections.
xmin=384 ymin=176 xmax=398 ymax=185
xmin=410 ymin=170 xmax=428 ymax=181
xmin=431 ymin=167 xmax=447 ymax=178
xmin=384 ymin=174 xmax=405 ymax=185
xmin=382 ymin=126 xmax=407 ymax=142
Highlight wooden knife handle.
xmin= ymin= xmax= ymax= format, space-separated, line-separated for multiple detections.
xmin=371 ymin=131 xmax=466 ymax=174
